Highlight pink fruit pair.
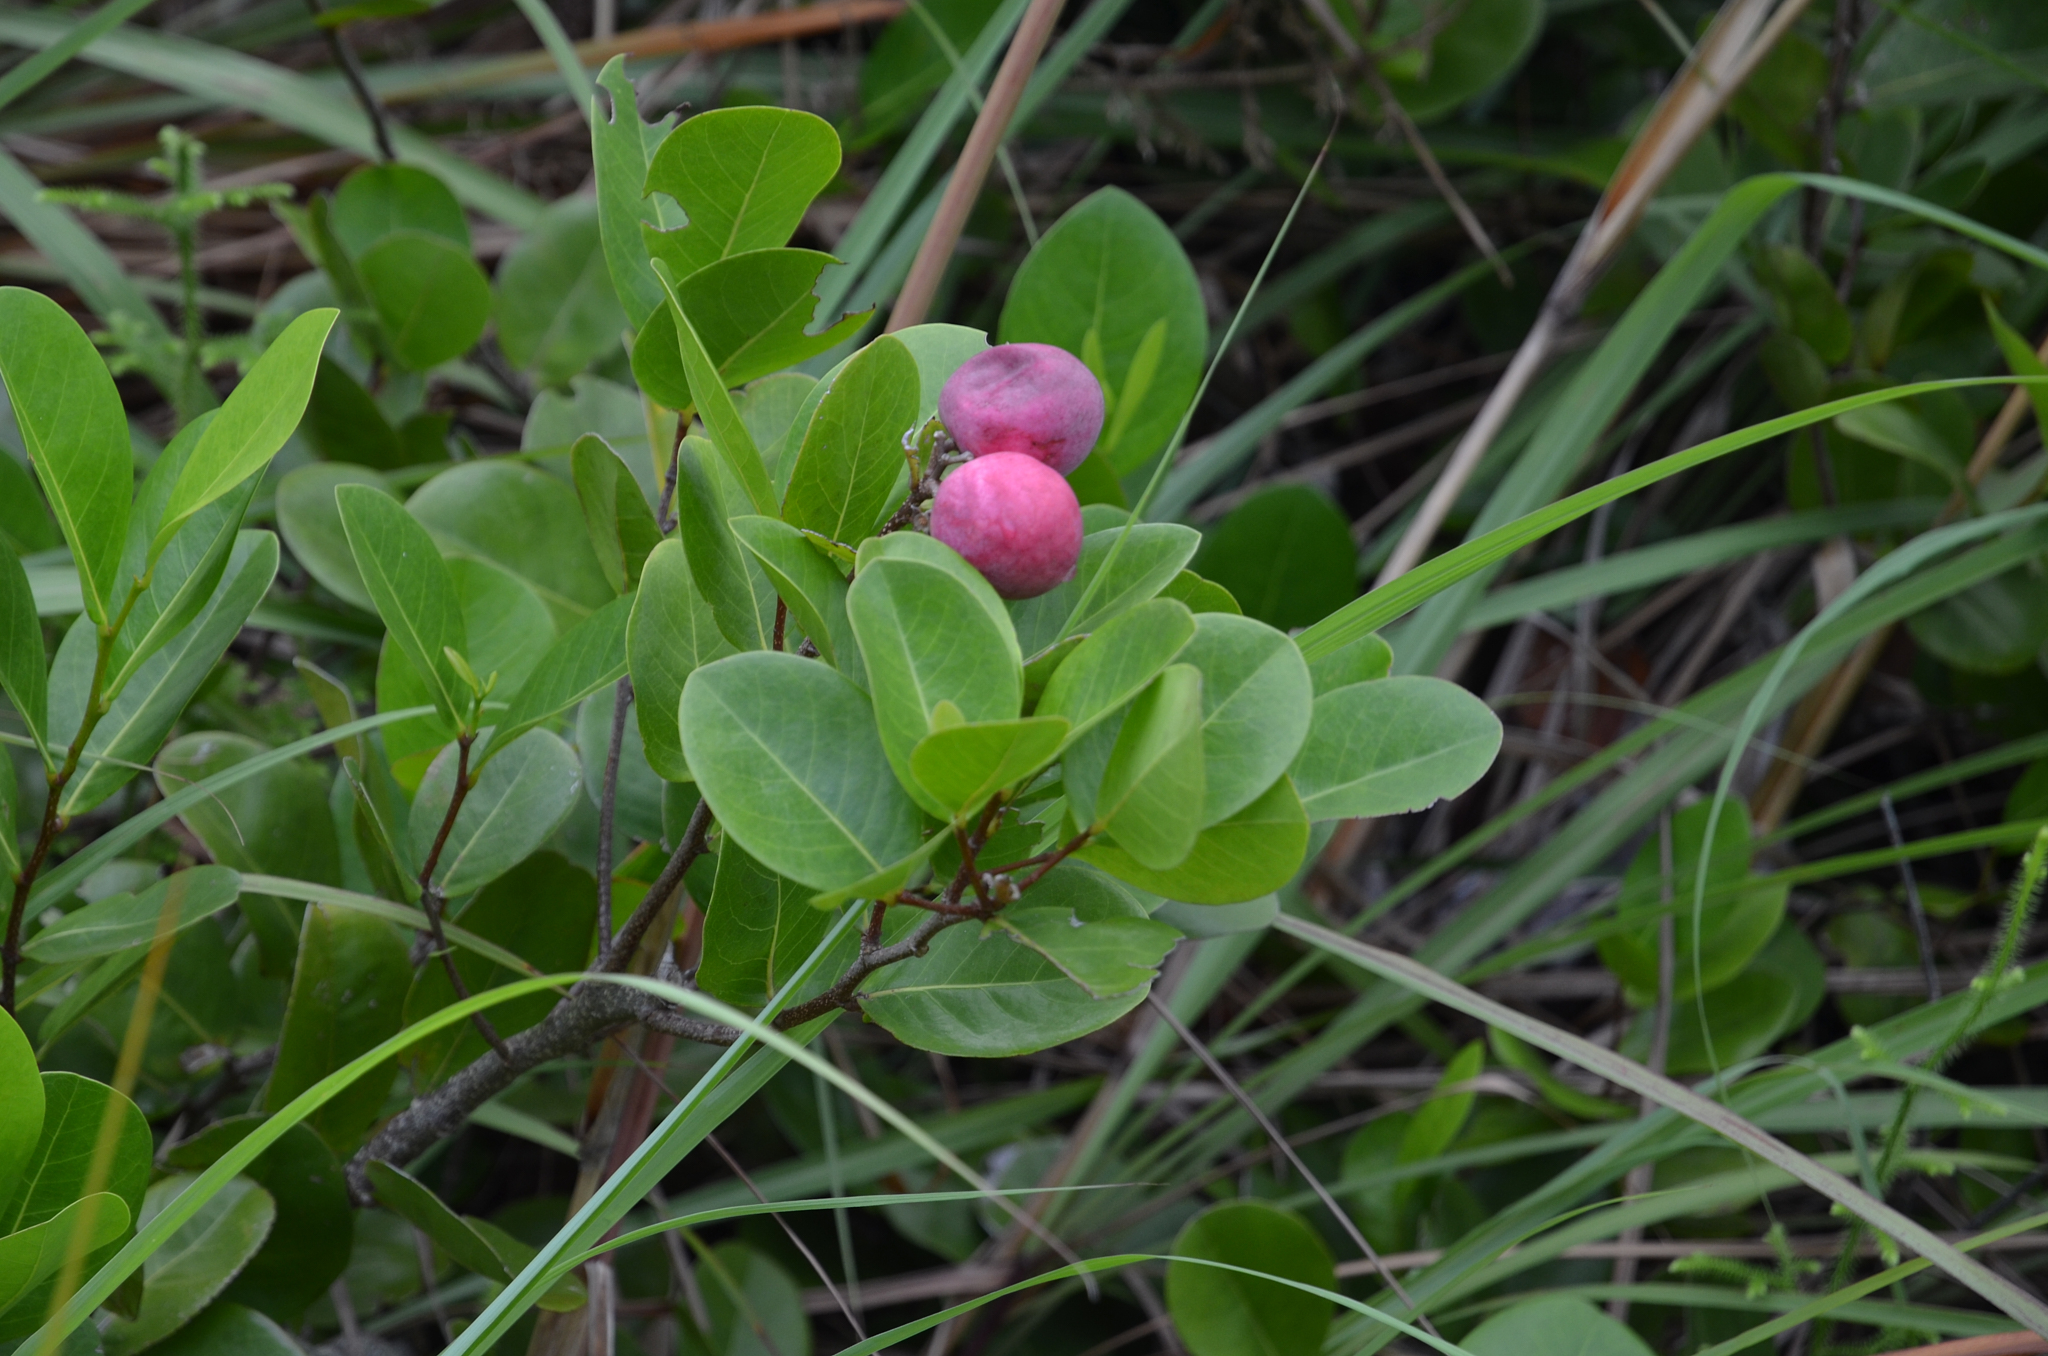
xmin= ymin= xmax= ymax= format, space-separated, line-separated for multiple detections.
xmin=930 ymin=343 xmax=1102 ymax=600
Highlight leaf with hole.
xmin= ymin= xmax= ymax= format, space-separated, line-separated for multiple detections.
xmin=591 ymin=56 xmax=678 ymax=330
xmin=641 ymin=105 xmax=840 ymax=282
xmin=681 ymin=651 xmax=922 ymax=892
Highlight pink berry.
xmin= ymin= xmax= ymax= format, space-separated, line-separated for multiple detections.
xmin=930 ymin=453 xmax=1083 ymax=600
xmin=937 ymin=343 xmax=1105 ymax=476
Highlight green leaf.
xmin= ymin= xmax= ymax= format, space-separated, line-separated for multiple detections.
xmin=994 ymin=905 xmax=1178 ymax=998
xmin=275 ymin=463 xmax=392 ymax=610
xmin=1757 ymin=244 xmax=1853 ymax=365
xmin=0 ymin=747 xmax=14 ymax=883
xmin=910 ymin=716 xmax=1068 ymax=821
xmin=495 ymin=196 xmax=625 ymax=386
xmin=1080 ymin=774 xmax=1309 ymax=905
xmin=1008 ymin=523 xmax=1200 ymax=659
xmin=1371 ymin=0 xmax=1543 ymax=121
xmin=143 ymin=1302 xmax=303 ymax=1356
xmin=492 ymin=593 xmax=634 ymax=760
xmin=628 ymin=538 xmax=735 ymax=782
xmin=672 ymin=434 xmax=780 ymax=652
xmin=402 ymin=849 xmax=592 ymax=1086
xmin=153 ymin=309 xmax=337 ymax=560
xmin=860 ymin=862 xmax=1156 ymax=1056
xmin=407 ymin=459 xmax=614 ymax=630
xmin=1288 ymin=675 xmax=1502 ymax=821
xmin=1175 ymin=614 xmax=1313 ymax=825
xmin=51 ymin=532 xmax=279 ymax=816
xmin=24 ymin=866 xmax=241 ymax=962
xmin=0 ymin=546 xmax=47 ymax=762
xmin=1158 ymin=568 xmax=1239 ymax=616
xmin=1619 ymin=923 xmax=1825 ymax=1075
xmin=698 ymin=841 xmax=834 ymax=1009
xmin=1598 ymin=797 xmax=1788 ymax=1006
xmin=378 ymin=556 xmax=555 ymax=769
xmin=632 ymin=250 xmax=868 ymax=406
xmin=641 ymin=106 xmax=840 ymax=282
xmin=329 ymin=163 xmax=470 ymax=256
xmin=525 ymin=374 xmax=670 ymax=497
xmin=730 ymin=515 xmax=859 ymax=672
xmin=998 ymin=188 xmax=1205 ymax=471
xmin=681 ymin=651 xmax=923 ymax=892
xmin=409 ymin=729 xmax=582 ymax=897
xmin=848 ymin=551 xmax=1024 ymax=816
xmin=339 ymin=483 xmax=468 ymax=727
xmin=0 ymin=450 xmax=57 ymax=555
xmin=0 ymin=1194 xmax=132 ymax=1325
xmin=101 ymin=1176 xmax=276 ymax=1356
xmin=1191 ymin=484 xmax=1357 ymax=632
xmin=782 ymin=333 xmax=920 ymax=544
xmin=856 ymin=0 xmax=1002 ymax=142
xmin=108 ymin=452 xmax=260 ymax=700
xmin=162 ymin=1119 xmax=351 ymax=1325
xmin=1464 ymin=1296 xmax=1654 ymax=1356
xmin=1090 ymin=664 xmax=1205 ymax=870
xmin=1401 ymin=1040 xmax=1484 ymax=1165
xmin=1907 ymin=565 xmax=2048 ymax=675
xmin=738 ymin=371 xmax=818 ymax=471
xmin=358 ymin=231 xmax=492 ymax=371
xmin=1304 ymin=631 xmax=1391 ymax=694
xmin=571 ymin=435 xmax=661 ymax=596
xmin=0 ymin=287 xmax=131 ymax=625
xmin=1986 ymin=297 xmax=2048 ymax=437
xmin=264 ymin=903 xmax=410 ymax=1157
xmin=684 ymin=1242 xmax=813 ymax=1356
xmin=366 ymin=1161 xmax=512 ymax=1281
xmin=591 ymin=57 xmax=676 ymax=330
xmin=1166 ymin=1200 xmax=1334 ymax=1356
xmin=1834 ymin=402 xmax=1965 ymax=490
xmin=0 ymin=1019 xmax=44 ymax=1192
xmin=0 ymin=1068 xmax=150 ymax=1338
xmin=650 ymin=261 xmax=779 ymax=517
xmin=1031 ymin=596 xmax=1195 ymax=746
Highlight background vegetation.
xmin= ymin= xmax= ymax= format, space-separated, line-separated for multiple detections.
xmin=8 ymin=0 xmax=2048 ymax=1355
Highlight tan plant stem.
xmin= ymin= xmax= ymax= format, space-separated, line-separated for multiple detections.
xmin=886 ymin=0 xmax=1067 ymax=331
xmin=1376 ymin=0 xmax=1816 ymax=587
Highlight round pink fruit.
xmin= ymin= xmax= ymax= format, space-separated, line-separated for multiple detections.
xmin=930 ymin=452 xmax=1084 ymax=600
xmin=937 ymin=343 xmax=1105 ymax=475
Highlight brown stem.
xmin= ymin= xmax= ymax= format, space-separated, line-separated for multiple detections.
xmin=605 ymin=798 xmax=713 ymax=971
xmin=887 ymin=0 xmax=1068 ymax=330
xmin=2 ymin=782 xmax=64 ymax=1012
xmin=656 ymin=422 xmax=685 ymax=534
xmin=301 ymin=0 xmax=397 ymax=161
xmin=414 ymin=734 xmax=508 ymax=1059
xmin=597 ymin=676 xmax=633 ymax=947
xmin=772 ymin=598 xmax=787 ymax=652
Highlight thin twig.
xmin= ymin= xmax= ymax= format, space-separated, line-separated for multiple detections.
xmin=299 ymin=0 xmax=397 ymax=160
xmin=607 ymin=798 xmax=714 ymax=971
xmin=1882 ymin=792 xmax=1943 ymax=1004
xmin=414 ymin=734 xmax=511 ymax=1061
